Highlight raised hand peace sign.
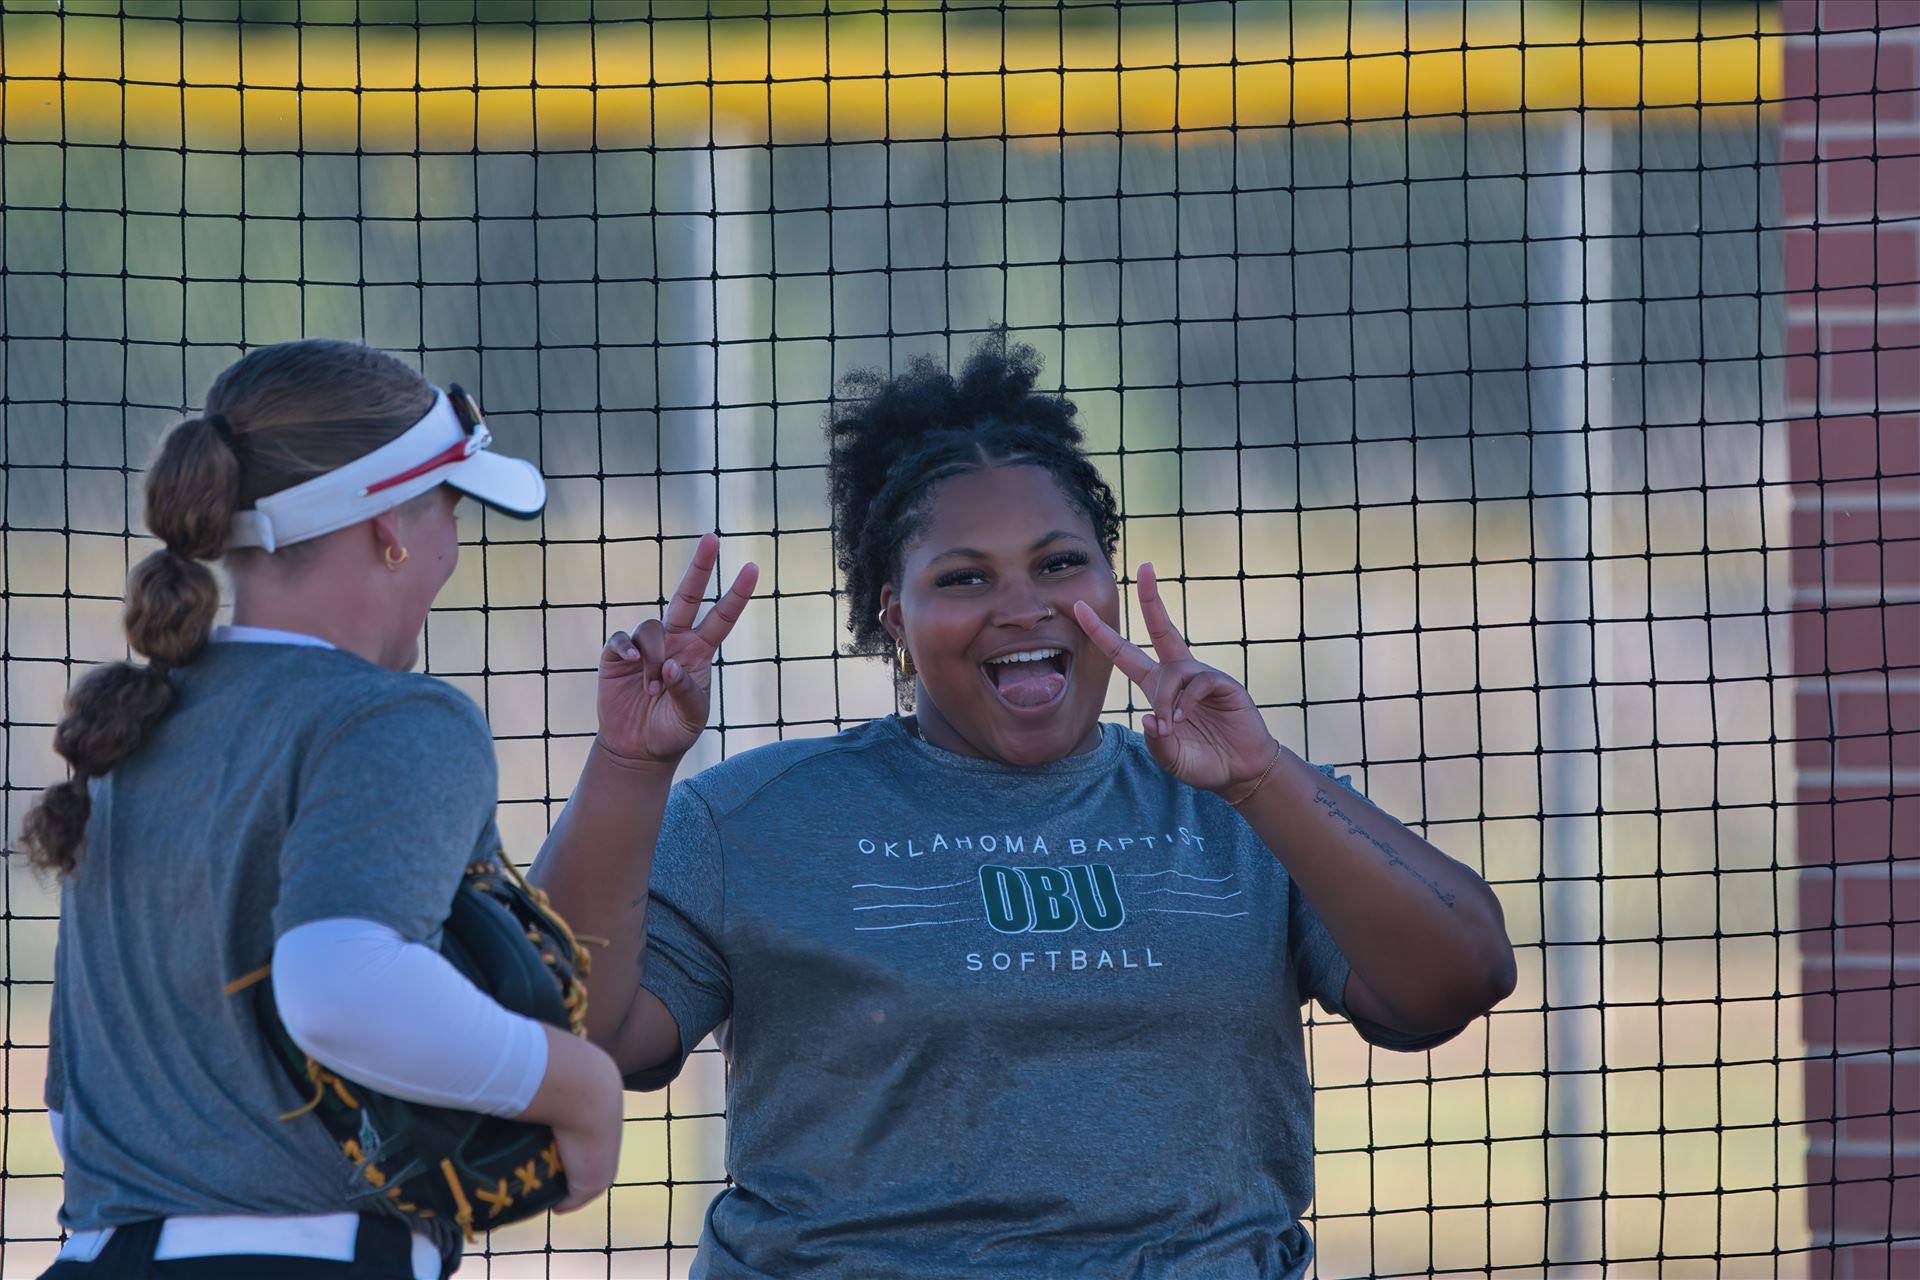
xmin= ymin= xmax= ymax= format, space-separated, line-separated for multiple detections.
xmin=597 ymin=532 xmax=759 ymax=766
xmin=1072 ymin=563 xmax=1280 ymax=801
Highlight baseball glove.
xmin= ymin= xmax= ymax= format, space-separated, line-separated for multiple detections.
xmin=227 ymin=854 xmax=592 ymax=1241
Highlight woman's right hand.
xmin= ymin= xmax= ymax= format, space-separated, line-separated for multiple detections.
xmin=597 ymin=531 xmax=759 ymax=766
xmin=524 ymin=1024 xmax=626 ymax=1213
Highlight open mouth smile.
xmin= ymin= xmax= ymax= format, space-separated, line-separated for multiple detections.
xmin=981 ymin=646 xmax=1072 ymax=713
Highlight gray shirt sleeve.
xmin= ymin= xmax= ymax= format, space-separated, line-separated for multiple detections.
xmin=627 ymin=781 xmax=731 ymax=1091
xmin=274 ymin=684 xmax=498 ymax=942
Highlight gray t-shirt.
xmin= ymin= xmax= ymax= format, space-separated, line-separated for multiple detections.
xmin=636 ymin=716 xmax=1453 ymax=1280
xmin=46 ymin=641 xmax=499 ymax=1241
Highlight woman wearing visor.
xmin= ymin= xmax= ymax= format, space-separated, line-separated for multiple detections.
xmin=25 ymin=340 xmax=633 ymax=1280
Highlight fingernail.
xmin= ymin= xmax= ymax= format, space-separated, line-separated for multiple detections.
xmin=648 ymin=680 xmax=662 ymax=696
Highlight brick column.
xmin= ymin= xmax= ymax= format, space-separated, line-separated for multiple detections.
xmin=1783 ymin=3 xmax=1920 ymax=1277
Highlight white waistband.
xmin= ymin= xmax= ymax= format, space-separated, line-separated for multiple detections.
xmin=57 ymin=1212 xmax=438 ymax=1279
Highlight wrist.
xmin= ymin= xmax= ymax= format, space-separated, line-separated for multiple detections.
xmin=1221 ymin=739 xmax=1285 ymax=808
xmin=591 ymin=735 xmax=682 ymax=779
xmin=524 ymin=1024 xmax=619 ymax=1127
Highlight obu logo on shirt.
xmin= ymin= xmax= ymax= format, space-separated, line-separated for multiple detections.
xmin=979 ymin=864 xmax=1125 ymax=934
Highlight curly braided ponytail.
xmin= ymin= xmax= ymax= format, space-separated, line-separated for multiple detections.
xmin=18 ymin=340 xmax=433 ymax=875
xmin=21 ymin=417 xmax=240 ymax=874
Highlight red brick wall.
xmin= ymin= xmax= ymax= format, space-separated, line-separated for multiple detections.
xmin=1783 ymin=3 xmax=1920 ymax=1277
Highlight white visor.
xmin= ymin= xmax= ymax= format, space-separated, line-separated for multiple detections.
xmin=227 ymin=387 xmax=546 ymax=553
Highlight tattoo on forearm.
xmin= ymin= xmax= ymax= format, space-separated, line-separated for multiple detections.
xmin=1312 ymin=788 xmax=1456 ymax=907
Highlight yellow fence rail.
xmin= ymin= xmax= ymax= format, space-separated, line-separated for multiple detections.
xmin=1 ymin=3 xmax=1782 ymax=152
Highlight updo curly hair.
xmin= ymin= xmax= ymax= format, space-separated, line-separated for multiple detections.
xmin=827 ymin=332 xmax=1121 ymax=661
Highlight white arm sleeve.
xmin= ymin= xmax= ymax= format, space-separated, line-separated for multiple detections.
xmin=271 ymin=917 xmax=549 ymax=1117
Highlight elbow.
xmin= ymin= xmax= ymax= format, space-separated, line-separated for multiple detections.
xmin=274 ymin=969 xmax=357 ymax=1063
xmin=1460 ymin=885 xmax=1518 ymax=1018
xmin=1482 ymin=938 xmax=1518 ymax=1011
xmin=271 ymin=923 xmax=394 ymax=1066
xmin=1454 ymin=926 xmax=1517 ymax=1023
xmin=1421 ymin=928 xmax=1517 ymax=1033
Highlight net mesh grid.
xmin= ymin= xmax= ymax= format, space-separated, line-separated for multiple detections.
xmin=0 ymin=1 xmax=1911 ymax=1276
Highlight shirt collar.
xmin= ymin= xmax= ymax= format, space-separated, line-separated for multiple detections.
xmin=211 ymin=624 xmax=337 ymax=650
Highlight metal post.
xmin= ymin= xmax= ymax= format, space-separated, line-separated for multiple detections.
xmin=1541 ymin=114 xmax=1613 ymax=1275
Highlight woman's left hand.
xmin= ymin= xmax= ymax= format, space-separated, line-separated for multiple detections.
xmin=1072 ymin=563 xmax=1279 ymax=800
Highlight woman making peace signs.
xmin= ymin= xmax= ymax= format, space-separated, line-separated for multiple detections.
xmin=534 ymin=335 xmax=1516 ymax=1279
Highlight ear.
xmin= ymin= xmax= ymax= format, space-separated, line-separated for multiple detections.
xmin=876 ymin=585 xmax=902 ymax=642
xmin=368 ymin=509 xmax=406 ymax=563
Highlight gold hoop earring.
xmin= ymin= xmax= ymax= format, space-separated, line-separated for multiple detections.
xmin=384 ymin=545 xmax=409 ymax=571
xmin=896 ymin=643 xmax=914 ymax=677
